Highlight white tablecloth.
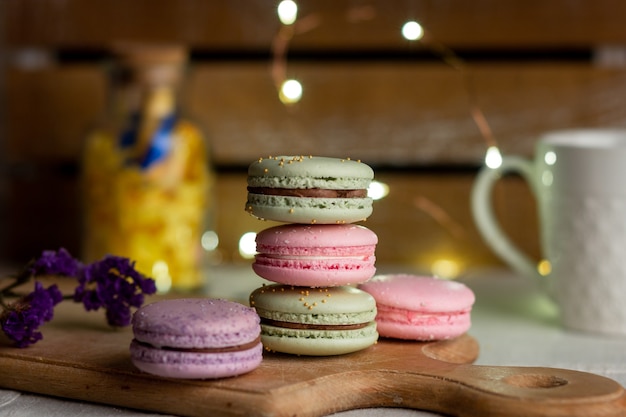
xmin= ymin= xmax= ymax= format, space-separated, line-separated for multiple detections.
xmin=2 ymin=266 xmax=625 ymax=416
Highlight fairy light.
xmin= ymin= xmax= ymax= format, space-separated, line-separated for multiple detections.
xmin=277 ymin=0 xmax=298 ymax=25
xmin=544 ymin=151 xmax=557 ymax=165
xmin=367 ymin=180 xmax=389 ymax=200
xmin=402 ymin=20 xmax=424 ymax=41
xmin=279 ymin=78 xmax=303 ymax=104
xmin=541 ymin=170 xmax=553 ymax=186
xmin=201 ymin=230 xmax=219 ymax=251
xmin=152 ymin=260 xmax=172 ymax=293
xmin=431 ymin=258 xmax=462 ymax=280
xmin=238 ymin=232 xmax=258 ymax=259
xmin=484 ymin=146 xmax=503 ymax=169
xmin=538 ymin=259 xmax=552 ymax=276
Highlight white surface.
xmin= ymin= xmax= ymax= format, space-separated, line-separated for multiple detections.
xmin=2 ymin=266 xmax=626 ymax=416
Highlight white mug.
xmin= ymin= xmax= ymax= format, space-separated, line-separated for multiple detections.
xmin=472 ymin=129 xmax=626 ymax=335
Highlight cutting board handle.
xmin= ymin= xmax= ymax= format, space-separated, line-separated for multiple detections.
xmin=376 ymin=364 xmax=626 ymax=417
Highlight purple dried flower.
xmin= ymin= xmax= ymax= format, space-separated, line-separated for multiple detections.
xmin=73 ymin=255 xmax=156 ymax=327
xmin=0 ymin=282 xmax=63 ymax=347
xmin=28 ymin=248 xmax=81 ymax=277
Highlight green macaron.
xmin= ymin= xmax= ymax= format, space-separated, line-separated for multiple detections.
xmin=245 ymin=155 xmax=374 ymax=224
xmin=249 ymin=284 xmax=378 ymax=356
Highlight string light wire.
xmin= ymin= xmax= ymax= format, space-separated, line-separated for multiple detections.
xmin=270 ymin=5 xmax=500 ymax=156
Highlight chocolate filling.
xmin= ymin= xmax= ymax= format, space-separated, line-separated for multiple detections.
xmin=247 ymin=187 xmax=367 ymax=198
xmin=134 ymin=335 xmax=261 ymax=353
xmin=261 ymin=318 xmax=369 ymax=331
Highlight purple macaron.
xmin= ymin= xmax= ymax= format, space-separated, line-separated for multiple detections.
xmin=129 ymin=298 xmax=262 ymax=379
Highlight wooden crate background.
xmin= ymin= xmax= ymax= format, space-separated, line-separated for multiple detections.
xmin=1 ymin=0 xmax=626 ymax=275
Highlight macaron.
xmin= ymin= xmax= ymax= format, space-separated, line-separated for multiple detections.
xmin=129 ymin=298 xmax=262 ymax=379
xmin=245 ymin=155 xmax=374 ymax=224
xmin=249 ymin=284 xmax=378 ymax=356
xmin=252 ymin=223 xmax=377 ymax=287
xmin=358 ymin=274 xmax=475 ymax=341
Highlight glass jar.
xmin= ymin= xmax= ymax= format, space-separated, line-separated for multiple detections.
xmin=82 ymin=45 xmax=214 ymax=292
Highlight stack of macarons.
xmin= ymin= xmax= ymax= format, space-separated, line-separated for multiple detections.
xmin=245 ymin=155 xmax=379 ymax=356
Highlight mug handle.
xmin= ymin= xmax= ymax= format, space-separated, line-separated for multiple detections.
xmin=471 ymin=156 xmax=543 ymax=283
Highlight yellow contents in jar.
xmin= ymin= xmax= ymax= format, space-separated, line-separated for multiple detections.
xmin=82 ymin=120 xmax=212 ymax=291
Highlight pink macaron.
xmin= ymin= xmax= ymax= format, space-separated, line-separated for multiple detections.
xmin=358 ymin=274 xmax=475 ymax=341
xmin=252 ymin=224 xmax=377 ymax=287
xmin=130 ymin=298 xmax=262 ymax=379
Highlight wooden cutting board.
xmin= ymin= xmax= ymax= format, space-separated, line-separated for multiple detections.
xmin=0 ymin=300 xmax=624 ymax=417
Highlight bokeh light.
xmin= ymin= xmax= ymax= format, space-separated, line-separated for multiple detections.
xmin=402 ymin=21 xmax=424 ymax=41
xmin=152 ymin=260 xmax=172 ymax=293
xmin=538 ymin=259 xmax=552 ymax=276
xmin=238 ymin=232 xmax=258 ymax=259
xmin=277 ymin=0 xmax=298 ymax=25
xmin=544 ymin=151 xmax=557 ymax=165
xmin=431 ymin=258 xmax=462 ymax=280
xmin=368 ymin=180 xmax=389 ymax=200
xmin=279 ymin=79 xmax=303 ymax=104
xmin=201 ymin=230 xmax=219 ymax=251
xmin=485 ymin=146 xmax=503 ymax=169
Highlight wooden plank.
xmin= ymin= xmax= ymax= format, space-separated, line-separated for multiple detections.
xmin=6 ymin=62 xmax=626 ymax=165
xmin=3 ymin=60 xmax=617 ymax=267
xmin=0 ymin=300 xmax=624 ymax=417
xmin=2 ymin=0 xmax=279 ymax=49
xmin=3 ymin=0 xmax=626 ymax=49
xmin=187 ymin=61 xmax=626 ymax=166
xmin=3 ymin=170 xmax=82 ymax=263
xmin=4 ymin=65 xmax=105 ymax=162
